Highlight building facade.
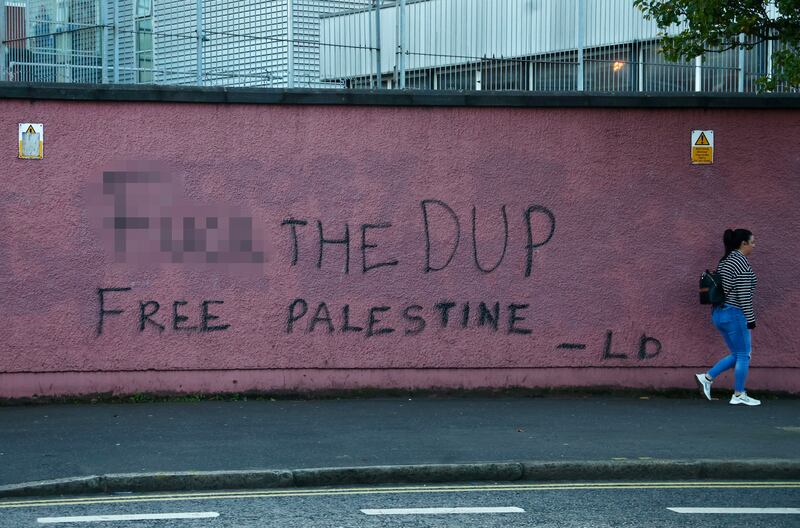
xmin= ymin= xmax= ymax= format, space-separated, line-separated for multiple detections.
xmin=1 ymin=0 xmax=793 ymax=92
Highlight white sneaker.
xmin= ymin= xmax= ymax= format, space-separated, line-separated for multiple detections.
xmin=695 ymin=373 xmax=712 ymax=401
xmin=730 ymin=393 xmax=761 ymax=406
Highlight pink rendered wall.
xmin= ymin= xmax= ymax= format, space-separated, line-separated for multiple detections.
xmin=1 ymin=100 xmax=799 ymax=397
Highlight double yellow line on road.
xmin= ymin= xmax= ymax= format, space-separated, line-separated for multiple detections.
xmin=2 ymin=481 xmax=799 ymax=510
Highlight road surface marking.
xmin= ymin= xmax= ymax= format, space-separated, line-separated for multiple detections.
xmin=4 ymin=482 xmax=799 ymax=510
xmin=669 ymin=507 xmax=800 ymax=515
xmin=37 ymin=512 xmax=219 ymax=523
xmin=361 ymin=507 xmax=525 ymax=515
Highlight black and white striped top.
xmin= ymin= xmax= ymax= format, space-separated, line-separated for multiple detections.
xmin=717 ymin=250 xmax=757 ymax=324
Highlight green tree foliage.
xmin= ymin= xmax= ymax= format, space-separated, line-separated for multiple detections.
xmin=634 ymin=0 xmax=800 ymax=90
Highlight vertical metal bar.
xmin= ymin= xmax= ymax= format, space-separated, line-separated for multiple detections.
xmin=353 ymin=2 xmax=358 ymax=88
xmin=766 ymin=38 xmax=773 ymax=80
xmin=374 ymin=0 xmax=381 ymax=88
xmin=527 ymin=0 xmax=532 ymax=91
xmin=101 ymin=0 xmax=109 ymax=83
xmin=638 ymin=42 xmax=643 ymax=91
xmin=113 ymin=0 xmax=119 ymax=82
xmin=410 ymin=0 xmax=415 ymax=86
xmin=0 ymin=0 xmax=7 ymax=82
xmin=435 ymin=0 xmax=440 ymax=90
xmin=528 ymin=59 xmax=533 ymax=91
xmin=392 ymin=0 xmax=398 ymax=87
xmin=398 ymin=0 xmax=405 ymax=88
xmin=695 ymin=55 xmax=702 ymax=91
xmin=286 ymin=0 xmax=293 ymax=88
xmin=576 ymin=0 xmax=585 ymax=91
xmin=738 ymin=33 xmax=745 ymax=92
xmin=196 ymin=0 xmax=203 ymax=84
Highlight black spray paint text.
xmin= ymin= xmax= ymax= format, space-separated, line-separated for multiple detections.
xmin=286 ymin=299 xmax=533 ymax=337
xmin=97 ymin=287 xmax=230 ymax=335
xmin=281 ymin=200 xmax=556 ymax=277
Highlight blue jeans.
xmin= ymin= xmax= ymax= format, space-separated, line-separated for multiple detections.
xmin=708 ymin=305 xmax=752 ymax=393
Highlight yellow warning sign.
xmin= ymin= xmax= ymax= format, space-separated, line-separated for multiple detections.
xmin=691 ymin=130 xmax=714 ymax=165
xmin=694 ymin=132 xmax=710 ymax=146
xmin=692 ymin=147 xmax=713 ymax=164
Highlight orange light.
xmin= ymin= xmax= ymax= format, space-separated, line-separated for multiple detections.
xmin=612 ymin=61 xmax=625 ymax=72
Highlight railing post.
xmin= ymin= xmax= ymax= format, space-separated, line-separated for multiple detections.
xmin=637 ymin=42 xmax=644 ymax=91
xmin=101 ymin=0 xmax=109 ymax=83
xmin=695 ymin=56 xmax=702 ymax=91
xmin=196 ymin=0 xmax=203 ymax=85
xmin=766 ymin=39 xmax=773 ymax=82
xmin=738 ymin=33 xmax=745 ymax=92
xmin=0 ymin=0 xmax=6 ymax=82
xmin=286 ymin=0 xmax=294 ymax=88
xmin=374 ymin=0 xmax=381 ymax=88
xmin=576 ymin=0 xmax=585 ymax=91
xmin=113 ymin=0 xmax=119 ymax=82
xmin=398 ymin=0 xmax=406 ymax=89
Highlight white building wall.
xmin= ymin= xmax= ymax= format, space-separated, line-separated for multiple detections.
xmin=320 ymin=0 xmax=670 ymax=80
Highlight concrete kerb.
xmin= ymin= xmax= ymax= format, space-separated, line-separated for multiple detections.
xmin=1 ymin=460 xmax=798 ymax=498
xmin=292 ymin=463 xmax=524 ymax=487
xmin=520 ymin=459 xmax=800 ymax=481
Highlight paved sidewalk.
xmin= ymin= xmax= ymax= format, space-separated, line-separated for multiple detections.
xmin=1 ymin=396 xmax=798 ymax=492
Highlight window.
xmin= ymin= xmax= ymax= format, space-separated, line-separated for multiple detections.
xmin=136 ymin=0 xmax=152 ymax=18
xmin=135 ymin=0 xmax=153 ymax=83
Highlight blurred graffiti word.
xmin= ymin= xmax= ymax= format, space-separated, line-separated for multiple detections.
xmin=91 ymin=169 xmax=265 ymax=266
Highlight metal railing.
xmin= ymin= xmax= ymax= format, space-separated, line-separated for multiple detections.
xmin=1 ymin=0 xmax=795 ymax=93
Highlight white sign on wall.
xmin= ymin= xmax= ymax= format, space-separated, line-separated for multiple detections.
xmin=691 ymin=130 xmax=713 ymax=165
xmin=19 ymin=123 xmax=44 ymax=159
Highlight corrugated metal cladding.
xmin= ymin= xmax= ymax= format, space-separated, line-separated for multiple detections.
xmin=1 ymin=0 xmax=794 ymax=92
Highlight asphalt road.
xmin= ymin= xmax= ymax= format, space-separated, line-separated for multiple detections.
xmin=2 ymin=397 xmax=799 ymax=486
xmin=1 ymin=481 xmax=799 ymax=527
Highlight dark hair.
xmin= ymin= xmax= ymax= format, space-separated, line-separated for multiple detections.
xmin=722 ymin=228 xmax=753 ymax=259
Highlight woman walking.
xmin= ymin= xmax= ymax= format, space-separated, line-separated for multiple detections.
xmin=696 ymin=229 xmax=760 ymax=406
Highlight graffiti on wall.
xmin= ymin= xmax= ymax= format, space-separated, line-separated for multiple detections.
xmin=92 ymin=169 xmax=662 ymax=361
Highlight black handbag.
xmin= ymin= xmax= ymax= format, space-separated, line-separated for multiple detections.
xmin=699 ymin=270 xmax=726 ymax=306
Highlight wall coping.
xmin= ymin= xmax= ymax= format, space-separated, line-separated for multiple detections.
xmin=1 ymin=82 xmax=800 ymax=108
